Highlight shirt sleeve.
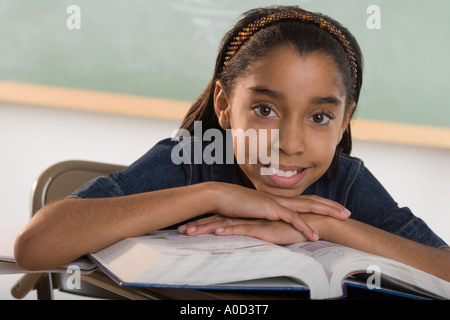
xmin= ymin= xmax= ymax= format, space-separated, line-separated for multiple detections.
xmin=68 ymin=138 xmax=191 ymax=199
xmin=346 ymin=162 xmax=448 ymax=249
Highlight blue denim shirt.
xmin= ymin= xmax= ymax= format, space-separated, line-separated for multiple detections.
xmin=70 ymin=137 xmax=448 ymax=249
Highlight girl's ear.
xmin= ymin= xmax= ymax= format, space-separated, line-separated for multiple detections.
xmin=214 ymin=80 xmax=231 ymax=130
xmin=338 ymin=102 xmax=356 ymax=143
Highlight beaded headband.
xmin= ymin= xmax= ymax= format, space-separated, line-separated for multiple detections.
xmin=223 ymin=10 xmax=358 ymax=92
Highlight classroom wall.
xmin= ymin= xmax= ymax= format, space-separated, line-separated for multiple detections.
xmin=1 ymin=101 xmax=449 ymax=299
xmin=2 ymin=0 xmax=450 ymax=129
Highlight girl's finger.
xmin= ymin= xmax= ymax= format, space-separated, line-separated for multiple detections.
xmin=280 ymin=214 xmax=319 ymax=242
xmin=178 ymin=215 xmax=222 ymax=233
xmin=215 ymin=222 xmax=308 ymax=244
xmin=268 ymin=203 xmax=319 ymax=241
xmin=179 ymin=216 xmax=249 ymax=235
xmin=273 ymin=195 xmax=350 ymax=220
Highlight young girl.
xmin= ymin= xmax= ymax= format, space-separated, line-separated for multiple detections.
xmin=15 ymin=6 xmax=450 ymax=282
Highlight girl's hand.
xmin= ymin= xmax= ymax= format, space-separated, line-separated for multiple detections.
xmin=181 ymin=183 xmax=350 ymax=241
xmin=178 ymin=215 xmax=310 ymax=244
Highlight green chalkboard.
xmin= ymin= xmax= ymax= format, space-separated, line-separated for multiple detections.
xmin=1 ymin=0 xmax=449 ymax=128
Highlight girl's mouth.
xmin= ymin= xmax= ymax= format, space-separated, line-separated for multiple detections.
xmin=266 ymin=166 xmax=305 ymax=177
xmin=260 ymin=163 xmax=308 ymax=188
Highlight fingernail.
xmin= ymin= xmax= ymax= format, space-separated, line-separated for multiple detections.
xmin=187 ymin=226 xmax=196 ymax=233
xmin=178 ymin=225 xmax=186 ymax=232
xmin=313 ymin=232 xmax=319 ymax=241
xmin=216 ymin=227 xmax=225 ymax=233
xmin=341 ymin=208 xmax=351 ymax=217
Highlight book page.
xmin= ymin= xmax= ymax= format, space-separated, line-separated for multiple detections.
xmin=285 ymin=241 xmax=362 ymax=280
xmin=286 ymin=240 xmax=450 ymax=299
xmin=141 ymin=230 xmax=282 ymax=255
xmin=0 ymin=261 xmax=30 ymax=274
xmin=92 ymin=231 xmax=294 ymax=284
xmin=91 ymin=230 xmax=328 ymax=298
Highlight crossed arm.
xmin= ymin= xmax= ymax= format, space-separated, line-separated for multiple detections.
xmin=178 ymin=184 xmax=450 ymax=282
xmin=15 ymin=181 xmax=450 ymax=282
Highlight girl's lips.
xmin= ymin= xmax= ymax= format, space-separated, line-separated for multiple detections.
xmin=260 ymin=163 xmax=308 ymax=188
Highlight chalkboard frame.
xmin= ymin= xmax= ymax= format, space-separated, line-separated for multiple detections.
xmin=1 ymin=80 xmax=449 ymax=149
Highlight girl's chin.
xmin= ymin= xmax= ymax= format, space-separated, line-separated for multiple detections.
xmin=253 ymin=182 xmax=307 ymax=198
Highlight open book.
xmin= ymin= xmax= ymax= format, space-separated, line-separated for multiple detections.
xmin=89 ymin=230 xmax=450 ymax=300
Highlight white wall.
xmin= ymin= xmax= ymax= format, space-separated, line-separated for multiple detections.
xmin=1 ymin=101 xmax=449 ymax=299
xmin=352 ymin=139 xmax=450 ymax=244
xmin=0 ymin=102 xmax=179 ymax=299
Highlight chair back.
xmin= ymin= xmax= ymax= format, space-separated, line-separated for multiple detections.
xmin=30 ymin=160 xmax=126 ymax=299
xmin=31 ymin=160 xmax=126 ymax=216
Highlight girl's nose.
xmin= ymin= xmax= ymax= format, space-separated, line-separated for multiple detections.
xmin=278 ymin=123 xmax=306 ymax=156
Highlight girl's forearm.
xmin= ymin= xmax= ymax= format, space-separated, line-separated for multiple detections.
xmin=14 ymin=182 xmax=218 ymax=271
xmin=320 ymin=217 xmax=450 ymax=281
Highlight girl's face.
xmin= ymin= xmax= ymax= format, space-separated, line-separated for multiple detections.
xmin=214 ymin=46 xmax=354 ymax=197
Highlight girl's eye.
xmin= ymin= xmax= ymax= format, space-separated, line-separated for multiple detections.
xmin=309 ymin=112 xmax=334 ymax=125
xmin=253 ymin=104 xmax=277 ymax=118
